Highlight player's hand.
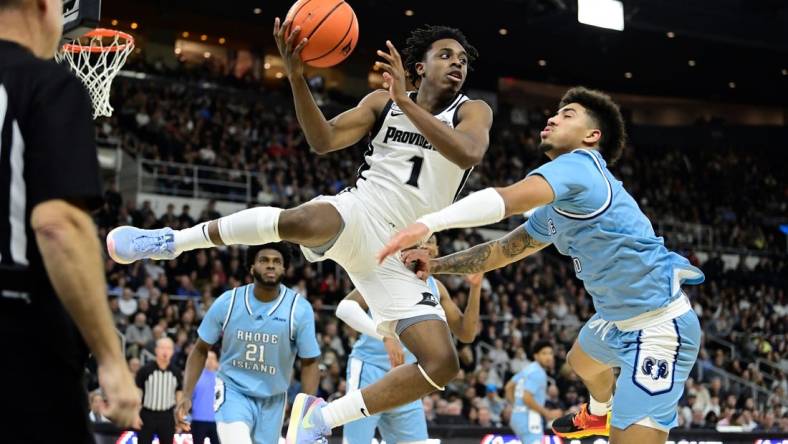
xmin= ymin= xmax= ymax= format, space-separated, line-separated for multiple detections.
xmin=273 ymin=17 xmax=308 ymax=79
xmin=376 ymin=40 xmax=408 ymax=105
xmin=465 ymin=273 xmax=483 ymax=288
xmin=401 ymin=248 xmax=432 ymax=280
xmin=383 ymin=337 xmax=405 ymax=368
xmin=377 ymin=222 xmax=430 ymax=264
xmin=175 ymin=398 xmax=192 ymax=432
xmin=98 ymin=361 xmax=142 ymax=429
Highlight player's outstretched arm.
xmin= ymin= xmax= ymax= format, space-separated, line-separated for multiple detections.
xmin=404 ymin=227 xmax=549 ymax=277
xmin=274 ymin=18 xmax=387 ymax=154
xmin=377 ymin=175 xmax=554 ymax=262
xmin=336 ymin=289 xmax=405 ymax=367
xmin=176 ymin=338 xmax=212 ymax=431
xmin=32 ymin=199 xmax=141 ymax=429
xmin=376 ymin=41 xmax=492 ymax=169
xmin=438 ymin=275 xmax=482 ymax=343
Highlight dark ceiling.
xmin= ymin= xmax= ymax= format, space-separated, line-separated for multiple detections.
xmin=104 ymin=0 xmax=788 ymax=105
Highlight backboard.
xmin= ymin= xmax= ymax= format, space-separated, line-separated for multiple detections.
xmin=62 ymin=0 xmax=101 ymax=41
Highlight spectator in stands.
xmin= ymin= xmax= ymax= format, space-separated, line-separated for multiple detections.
xmin=89 ymin=391 xmax=110 ymax=423
xmin=118 ymin=287 xmax=138 ymax=317
xmin=199 ymin=200 xmax=221 ymax=222
xmin=126 ymin=312 xmax=153 ymax=358
xmin=179 ymin=205 xmax=195 ymax=228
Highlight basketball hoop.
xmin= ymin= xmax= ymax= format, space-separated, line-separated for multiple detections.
xmin=55 ymin=28 xmax=134 ymax=119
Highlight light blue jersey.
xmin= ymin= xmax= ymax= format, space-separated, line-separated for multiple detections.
xmin=524 ymin=149 xmax=704 ymax=321
xmin=198 ymin=283 xmax=321 ymax=399
xmin=348 ymin=277 xmax=439 ymax=370
xmin=510 ymin=362 xmax=548 ymax=444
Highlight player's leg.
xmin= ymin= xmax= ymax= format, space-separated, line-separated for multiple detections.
xmin=377 ymin=397 xmax=430 ymax=444
xmin=552 ymin=314 xmax=615 ymax=438
xmin=609 ymin=424 xmax=667 ymax=444
xmin=607 ymin=310 xmax=701 ymax=444
xmin=217 ymin=422 xmax=253 ymax=444
xmin=136 ymin=410 xmax=156 ymax=444
xmin=361 ymin=319 xmax=459 ymax=413
xmin=214 ymin=379 xmax=255 ymax=444
xmin=107 ymin=199 xmax=343 ymax=264
xmin=253 ymin=392 xmax=288 ymax=444
xmin=287 ymin=319 xmax=457 ymax=444
xmin=510 ymin=411 xmax=545 ymax=444
xmin=343 ymin=358 xmax=384 ymax=444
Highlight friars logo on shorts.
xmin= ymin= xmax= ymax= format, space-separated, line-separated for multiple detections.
xmin=416 ymin=292 xmax=439 ymax=307
xmin=641 ymin=357 xmax=670 ymax=381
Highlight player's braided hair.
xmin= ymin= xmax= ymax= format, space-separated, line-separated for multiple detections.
xmin=402 ymin=25 xmax=478 ymax=87
xmin=559 ymin=87 xmax=628 ymax=165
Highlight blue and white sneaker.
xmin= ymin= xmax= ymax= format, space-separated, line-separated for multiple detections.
xmin=286 ymin=393 xmax=330 ymax=444
xmin=107 ymin=226 xmax=178 ymax=264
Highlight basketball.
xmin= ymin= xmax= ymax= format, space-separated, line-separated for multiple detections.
xmin=285 ymin=0 xmax=359 ymax=68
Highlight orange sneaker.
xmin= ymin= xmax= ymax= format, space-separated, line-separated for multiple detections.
xmin=552 ymin=403 xmax=611 ymax=438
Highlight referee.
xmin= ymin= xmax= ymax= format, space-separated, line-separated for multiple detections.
xmin=0 ymin=0 xmax=140 ymax=442
xmin=137 ymin=337 xmax=183 ymax=444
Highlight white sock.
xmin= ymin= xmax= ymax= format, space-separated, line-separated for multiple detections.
xmin=217 ymin=207 xmax=283 ymax=246
xmin=173 ymin=222 xmax=214 ymax=254
xmin=589 ymin=394 xmax=612 ymax=416
xmin=320 ymin=390 xmax=369 ymax=429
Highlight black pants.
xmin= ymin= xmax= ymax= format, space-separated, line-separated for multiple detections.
xmin=191 ymin=420 xmax=220 ymax=444
xmin=138 ymin=408 xmax=175 ymax=444
xmin=1 ymin=292 xmax=93 ymax=444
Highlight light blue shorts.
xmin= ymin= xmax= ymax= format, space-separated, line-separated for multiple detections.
xmin=509 ymin=410 xmax=543 ymax=444
xmin=578 ymin=309 xmax=701 ymax=431
xmin=214 ymin=377 xmax=287 ymax=444
xmin=343 ymin=357 xmax=428 ymax=443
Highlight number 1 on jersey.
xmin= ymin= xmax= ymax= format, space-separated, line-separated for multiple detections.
xmin=406 ymin=155 xmax=424 ymax=188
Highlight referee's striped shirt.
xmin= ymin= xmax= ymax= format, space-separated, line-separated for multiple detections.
xmin=135 ymin=361 xmax=183 ymax=411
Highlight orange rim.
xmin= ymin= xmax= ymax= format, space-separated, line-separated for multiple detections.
xmin=61 ymin=28 xmax=135 ymax=53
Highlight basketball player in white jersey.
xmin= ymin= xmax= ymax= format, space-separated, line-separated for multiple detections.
xmin=107 ymin=23 xmax=492 ymax=442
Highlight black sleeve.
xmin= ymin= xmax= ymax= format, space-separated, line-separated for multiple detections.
xmin=176 ymin=368 xmax=183 ymax=391
xmin=22 ymin=65 xmax=102 ymax=210
xmin=136 ymin=363 xmax=149 ymax=390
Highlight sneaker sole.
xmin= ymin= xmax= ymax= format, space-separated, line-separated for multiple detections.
xmin=286 ymin=393 xmax=308 ymax=444
xmin=552 ymin=426 xmax=610 ymax=439
xmin=106 ymin=227 xmax=133 ymax=265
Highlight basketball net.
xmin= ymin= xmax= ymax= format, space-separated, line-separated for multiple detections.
xmin=55 ymin=28 xmax=134 ymax=119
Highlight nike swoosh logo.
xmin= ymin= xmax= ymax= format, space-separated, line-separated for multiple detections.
xmin=391 ymin=111 xmax=404 ymax=116
xmin=361 ymin=407 xmax=368 ymax=416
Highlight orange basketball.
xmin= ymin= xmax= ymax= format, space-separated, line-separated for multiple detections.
xmin=285 ymin=0 xmax=359 ymax=68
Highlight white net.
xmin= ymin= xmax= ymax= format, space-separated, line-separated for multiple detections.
xmin=54 ymin=29 xmax=134 ymax=119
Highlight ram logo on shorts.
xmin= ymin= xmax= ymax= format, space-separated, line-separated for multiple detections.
xmin=641 ymin=356 xmax=670 ymax=380
xmin=416 ymin=292 xmax=439 ymax=307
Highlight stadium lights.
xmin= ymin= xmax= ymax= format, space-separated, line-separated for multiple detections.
xmin=728 ymin=82 xmax=736 ymax=88
xmin=253 ymin=8 xmax=262 ymax=15
xmin=624 ymin=72 xmax=633 ymax=79
xmin=666 ymin=31 xmax=676 ymax=38
xmin=130 ymin=22 xmax=138 ymax=30
xmin=499 ymin=28 xmax=508 ymax=35
xmin=538 ymin=59 xmax=547 ymax=66
xmin=404 ymin=9 xmax=414 ymax=16
xmin=782 ymin=69 xmax=787 ymax=76
xmin=577 ymin=0 xmax=624 ymax=31
xmin=111 ymin=19 xmax=118 ymax=26
xmin=688 ymin=59 xmax=696 ymax=67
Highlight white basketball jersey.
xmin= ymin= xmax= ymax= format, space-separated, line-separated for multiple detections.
xmin=352 ymin=91 xmax=473 ymax=228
